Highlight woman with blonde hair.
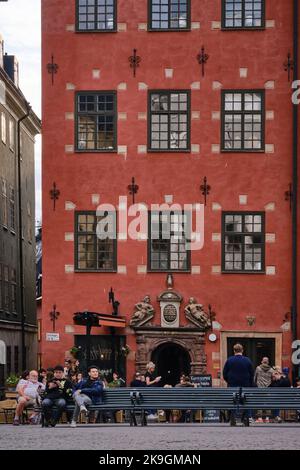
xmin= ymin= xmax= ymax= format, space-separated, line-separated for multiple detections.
xmin=145 ymin=362 xmax=161 ymax=420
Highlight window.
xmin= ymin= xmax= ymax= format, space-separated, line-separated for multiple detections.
xmin=0 ymin=264 xmax=2 ymax=311
xmin=149 ymin=0 xmax=191 ymax=30
xmin=75 ymin=211 xmax=117 ymax=271
xmin=148 ymin=211 xmax=191 ymax=271
xmin=11 ymin=268 xmax=17 ymax=313
xmin=3 ymin=266 xmax=9 ymax=311
xmin=148 ymin=91 xmax=190 ymax=151
xmin=76 ymin=92 xmax=117 ymax=152
xmin=6 ymin=346 xmax=11 ymax=375
xmin=14 ymin=346 xmax=19 ymax=374
xmin=9 ymin=120 xmax=15 ymax=151
xmin=222 ymin=0 xmax=265 ymax=29
xmin=76 ymin=0 xmax=117 ymax=32
xmin=27 ymin=202 xmax=32 ymax=241
xmin=1 ymin=112 xmax=6 ymax=144
xmin=222 ymin=90 xmax=264 ymax=152
xmin=1 ymin=179 xmax=8 ymax=227
xmin=9 ymin=186 xmax=15 ymax=231
xmin=222 ymin=212 xmax=265 ymax=273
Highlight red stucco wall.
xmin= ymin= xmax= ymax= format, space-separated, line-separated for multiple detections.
xmin=41 ymin=0 xmax=299 ymax=383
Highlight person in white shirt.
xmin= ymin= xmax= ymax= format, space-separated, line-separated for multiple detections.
xmin=13 ymin=370 xmax=44 ymax=425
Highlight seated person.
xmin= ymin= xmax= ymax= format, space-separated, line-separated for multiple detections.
xmin=13 ymin=370 xmax=44 ymax=425
xmin=42 ymin=364 xmax=73 ymax=427
xmin=130 ymin=372 xmax=146 ymax=387
xmin=70 ymin=365 xmax=103 ymax=428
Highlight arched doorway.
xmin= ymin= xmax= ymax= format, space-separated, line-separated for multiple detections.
xmin=151 ymin=342 xmax=191 ymax=386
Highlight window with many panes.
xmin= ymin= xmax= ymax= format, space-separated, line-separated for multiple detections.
xmin=1 ymin=112 xmax=6 ymax=144
xmin=14 ymin=346 xmax=19 ymax=373
xmin=222 ymin=90 xmax=264 ymax=151
xmin=148 ymin=91 xmax=190 ymax=151
xmin=9 ymin=120 xmax=15 ymax=151
xmin=148 ymin=0 xmax=190 ymax=30
xmin=0 ymin=265 xmax=2 ymax=311
xmin=1 ymin=179 xmax=8 ymax=227
xmin=3 ymin=266 xmax=9 ymax=311
xmin=76 ymin=0 xmax=117 ymax=31
xmin=75 ymin=211 xmax=117 ymax=271
xmin=76 ymin=92 xmax=117 ymax=152
xmin=222 ymin=0 xmax=265 ymax=29
xmin=148 ymin=211 xmax=191 ymax=271
xmin=9 ymin=187 xmax=15 ymax=231
xmin=11 ymin=268 xmax=17 ymax=313
xmin=222 ymin=212 xmax=265 ymax=273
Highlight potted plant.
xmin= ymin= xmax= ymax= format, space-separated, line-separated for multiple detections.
xmin=5 ymin=374 xmax=19 ymax=391
xmin=69 ymin=346 xmax=80 ymax=359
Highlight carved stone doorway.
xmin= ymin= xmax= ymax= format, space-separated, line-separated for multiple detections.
xmin=134 ymin=328 xmax=207 ymax=377
xmin=151 ymin=342 xmax=191 ymax=386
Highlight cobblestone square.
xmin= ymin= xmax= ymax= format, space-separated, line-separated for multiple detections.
xmin=0 ymin=424 xmax=299 ymax=451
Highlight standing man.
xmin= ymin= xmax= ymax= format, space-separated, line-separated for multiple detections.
xmin=223 ymin=343 xmax=254 ymax=426
xmin=70 ymin=365 xmax=103 ymax=428
xmin=42 ymin=365 xmax=74 ymax=427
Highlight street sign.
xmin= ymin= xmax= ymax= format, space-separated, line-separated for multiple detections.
xmin=46 ymin=333 xmax=60 ymax=342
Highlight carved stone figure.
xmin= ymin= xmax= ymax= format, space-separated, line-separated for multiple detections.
xmin=130 ymin=295 xmax=155 ymax=327
xmin=184 ymin=297 xmax=211 ymax=330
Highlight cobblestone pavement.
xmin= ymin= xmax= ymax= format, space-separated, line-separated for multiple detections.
xmin=0 ymin=423 xmax=300 ymax=450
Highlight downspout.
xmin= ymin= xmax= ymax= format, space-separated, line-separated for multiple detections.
xmin=17 ymin=101 xmax=31 ymax=371
xmin=292 ymin=0 xmax=299 ymax=381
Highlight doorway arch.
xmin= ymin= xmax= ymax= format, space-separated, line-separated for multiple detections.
xmin=151 ymin=342 xmax=191 ymax=386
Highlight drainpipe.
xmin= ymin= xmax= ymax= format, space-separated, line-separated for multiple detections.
xmin=17 ymin=101 xmax=31 ymax=371
xmin=292 ymin=0 xmax=299 ymax=382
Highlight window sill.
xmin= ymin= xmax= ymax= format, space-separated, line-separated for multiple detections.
xmin=147 ymin=149 xmax=191 ymax=154
xmin=221 ymin=149 xmax=265 ymax=154
xmin=221 ymin=27 xmax=265 ymax=31
xmin=221 ymin=270 xmax=266 ymax=275
xmin=148 ymin=28 xmax=191 ymax=32
xmin=75 ymin=149 xmax=118 ymax=154
xmin=75 ymin=29 xmax=117 ymax=34
xmin=74 ymin=269 xmax=117 ymax=273
xmin=147 ymin=269 xmax=191 ymax=274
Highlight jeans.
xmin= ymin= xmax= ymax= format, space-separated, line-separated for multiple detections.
xmin=72 ymin=394 xmax=92 ymax=422
xmin=42 ymin=398 xmax=66 ymax=423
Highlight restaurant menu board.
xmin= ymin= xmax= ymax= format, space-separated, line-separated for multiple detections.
xmin=190 ymin=374 xmax=220 ymax=423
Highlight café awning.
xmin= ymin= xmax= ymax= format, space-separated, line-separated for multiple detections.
xmin=73 ymin=311 xmax=126 ymax=329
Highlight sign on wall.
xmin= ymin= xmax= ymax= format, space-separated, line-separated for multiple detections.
xmin=46 ymin=333 xmax=60 ymax=342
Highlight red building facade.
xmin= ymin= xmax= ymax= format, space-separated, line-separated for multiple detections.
xmin=41 ymin=0 xmax=300 ymax=385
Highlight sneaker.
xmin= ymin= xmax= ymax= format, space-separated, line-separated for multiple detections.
xmin=264 ymin=417 xmax=270 ymax=423
xmin=255 ymin=417 xmax=263 ymax=423
xmin=13 ymin=418 xmax=19 ymax=426
xmin=248 ymin=417 xmax=255 ymax=425
xmin=70 ymin=421 xmax=77 ymax=428
xmin=274 ymin=416 xmax=282 ymax=423
xmin=80 ymin=405 xmax=88 ymax=415
xmin=147 ymin=414 xmax=156 ymax=420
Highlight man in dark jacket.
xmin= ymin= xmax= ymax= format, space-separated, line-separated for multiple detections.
xmin=70 ymin=365 xmax=103 ymax=427
xmin=42 ymin=365 xmax=74 ymax=427
xmin=223 ymin=344 xmax=254 ymax=425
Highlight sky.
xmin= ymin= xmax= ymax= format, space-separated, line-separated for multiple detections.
xmin=0 ymin=0 xmax=42 ymax=225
